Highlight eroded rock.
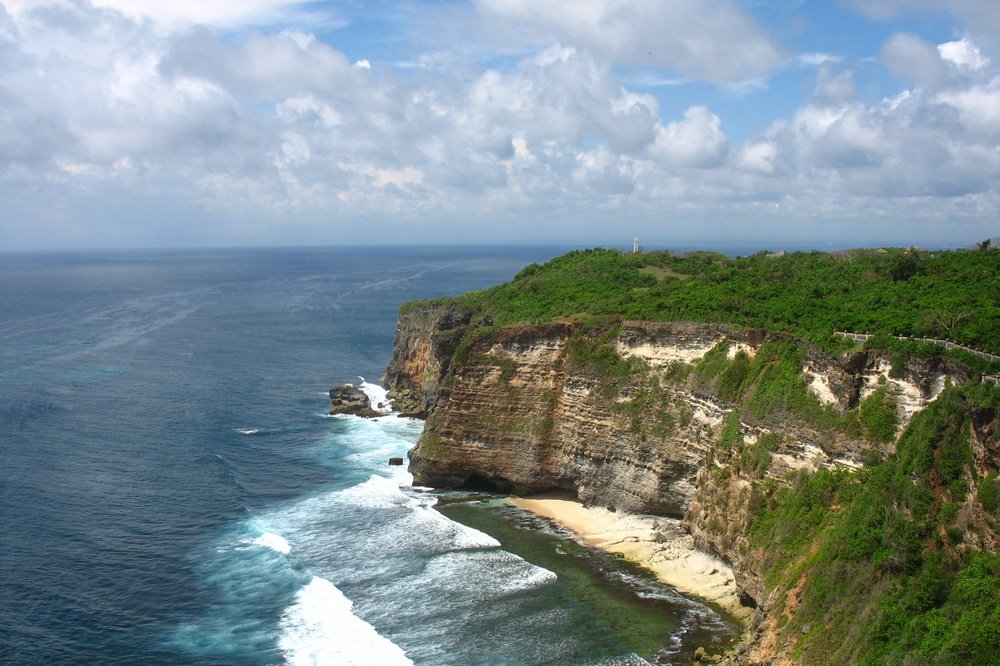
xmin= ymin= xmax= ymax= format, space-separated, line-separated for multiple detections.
xmin=328 ymin=384 xmax=378 ymax=418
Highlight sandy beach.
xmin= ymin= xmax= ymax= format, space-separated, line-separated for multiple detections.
xmin=511 ymin=493 xmax=753 ymax=623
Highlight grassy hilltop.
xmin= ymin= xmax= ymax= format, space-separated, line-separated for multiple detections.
xmin=408 ymin=245 xmax=1000 ymax=366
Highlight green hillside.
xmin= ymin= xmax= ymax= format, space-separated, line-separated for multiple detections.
xmin=402 ymin=244 xmax=1000 ymax=664
xmin=410 ymin=246 xmax=1000 ymax=363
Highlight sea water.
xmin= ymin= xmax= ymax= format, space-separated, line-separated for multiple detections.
xmin=0 ymin=247 xmax=737 ymax=665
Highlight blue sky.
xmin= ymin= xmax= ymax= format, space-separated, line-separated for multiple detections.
xmin=1 ymin=0 xmax=998 ymax=249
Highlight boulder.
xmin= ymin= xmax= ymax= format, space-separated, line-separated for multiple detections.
xmin=388 ymin=457 xmax=405 ymax=466
xmin=694 ymin=646 xmax=720 ymax=663
xmin=328 ymin=384 xmax=378 ymax=418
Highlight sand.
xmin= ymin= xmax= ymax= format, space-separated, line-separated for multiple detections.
xmin=511 ymin=492 xmax=753 ymax=623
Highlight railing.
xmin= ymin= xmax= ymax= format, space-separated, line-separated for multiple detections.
xmin=833 ymin=331 xmax=1000 ymax=363
xmin=833 ymin=331 xmax=1000 ymax=386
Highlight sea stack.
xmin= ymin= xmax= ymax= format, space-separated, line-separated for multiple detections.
xmin=328 ymin=384 xmax=378 ymax=418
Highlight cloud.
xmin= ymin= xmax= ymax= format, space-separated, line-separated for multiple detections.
xmin=3 ymin=0 xmax=339 ymax=30
xmin=736 ymin=141 xmax=778 ymax=175
xmin=880 ymin=32 xmax=952 ymax=89
xmin=649 ymin=106 xmax=729 ymax=168
xmin=938 ymin=38 xmax=989 ymax=71
xmin=475 ymin=0 xmax=786 ymax=84
xmin=462 ymin=47 xmax=660 ymax=154
xmin=740 ymin=69 xmax=1000 ymax=199
xmin=811 ymin=67 xmax=858 ymax=107
xmin=936 ymin=76 xmax=1000 ymax=139
xmin=160 ymin=30 xmax=366 ymax=100
xmin=842 ymin=0 xmax=1000 ymax=36
xmin=0 ymin=0 xmax=998 ymax=248
xmin=798 ymin=53 xmax=841 ymax=67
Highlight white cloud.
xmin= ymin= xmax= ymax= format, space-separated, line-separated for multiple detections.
xmin=936 ymin=76 xmax=1000 ymax=138
xmin=476 ymin=0 xmax=786 ymax=84
xmin=799 ymin=53 xmax=841 ymax=67
xmin=0 ymin=0 xmax=998 ymax=248
xmin=811 ymin=68 xmax=858 ymax=106
xmin=92 ymin=0 xmax=295 ymax=25
xmin=736 ymin=141 xmax=778 ymax=175
xmin=461 ymin=46 xmax=660 ymax=156
xmin=276 ymin=95 xmax=341 ymax=127
xmin=938 ymin=38 xmax=988 ymax=71
xmin=649 ymin=106 xmax=729 ymax=168
xmin=2 ymin=0 xmax=335 ymax=31
xmin=745 ymin=72 xmax=1000 ymax=198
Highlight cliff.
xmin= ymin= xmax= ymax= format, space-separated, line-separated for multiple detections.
xmin=382 ymin=303 xmax=473 ymax=416
xmin=385 ymin=300 xmax=1000 ymax=663
xmin=388 ymin=311 xmax=960 ymax=509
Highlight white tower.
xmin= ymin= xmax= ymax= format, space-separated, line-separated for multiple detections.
xmin=632 ymin=238 xmax=640 ymax=254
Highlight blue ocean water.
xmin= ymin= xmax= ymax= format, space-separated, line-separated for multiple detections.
xmin=0 ymin=247 xmax=736 ymax=665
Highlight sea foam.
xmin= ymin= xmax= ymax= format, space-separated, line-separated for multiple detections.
xmin=253 ymin=532 xmax=291 ymax=555
xmin=278 ymin=576 xmax=413 ymax=666
xmin=357 ymin=377 xmax=393 ymax=415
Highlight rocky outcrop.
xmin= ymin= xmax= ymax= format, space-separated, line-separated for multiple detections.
xmin=382 ymin=303 xmax=473 ymax=416
xmin=328 ymin=384 xmax=378 ymax=417
xmin=616 ymin=320 xmax=731 ymax=366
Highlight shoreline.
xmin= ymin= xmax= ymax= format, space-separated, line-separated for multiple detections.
xmin=510 ymin=492 xmax=754 ymax=624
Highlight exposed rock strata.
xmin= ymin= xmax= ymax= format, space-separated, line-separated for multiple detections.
xmin=384 ymin=306 xmax=969 ymax=659
xmin=382 ymin=304 xmax=472 ymax=416
xmin=388 ymin=312 xmax=956 ymax=515
xmin=408 ymin=320 xmax=722 ymax=515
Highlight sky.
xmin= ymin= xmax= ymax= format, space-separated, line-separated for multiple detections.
xmin=0 ymin=0 xmax=998 ymax=250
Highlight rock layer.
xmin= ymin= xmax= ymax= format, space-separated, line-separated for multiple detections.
xmin=384 ymin=306 xmax=968 ymax=654
xmin=408 ymin=321 xmax=721 ymax=515
xmin=388 ymin=310 xmax=960 ymax=518
xmin=383 ymin=304 xmax=472 ymax=416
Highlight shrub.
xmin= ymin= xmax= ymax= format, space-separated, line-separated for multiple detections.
xmin=718 ymin=410 xmax=742 ymax=449
xmin=977 ymin=473 xmax=999 ymax=514
xmin=858 ymin=388 xmax=898 ymax=443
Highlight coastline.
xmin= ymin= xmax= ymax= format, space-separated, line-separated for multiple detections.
xmin=510 ymin=492 xmax=754 ymax=624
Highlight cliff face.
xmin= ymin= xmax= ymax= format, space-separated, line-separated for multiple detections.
xmin=389 ymin=311 xmax=959 ymax=517
xmin=382 ymin=304 xmax=472 ymax=416
xmin=385 ymin=306 xmax=978 ymax=660
xmin=410 ymin=321 xmax=737 ymax=515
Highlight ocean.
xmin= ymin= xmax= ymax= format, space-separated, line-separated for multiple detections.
xmin=0 ymin=247 xmax=737 ymax=665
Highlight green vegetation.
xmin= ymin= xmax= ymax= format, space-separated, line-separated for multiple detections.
xmin=717 ymin=410 xmax=743 ymax=449
xmin=980 ymin=473 xmax=999 ymax=515
xmin=741 ymin=432 xmax=780 ymax=477
xmin=400 ymin=246 xmax=1000 ymax=664
xmin=747 ymin=384 xmax=1000 ymax=664
xmin=689 ymin=339 xmax=844 ymax=430
xmin=407 ymin=246 xmax=999 ymax=360
xmin=417 ymin=432 xmax=453 ymax=460
xmin=858 ymin=388 xmax=899 ymax=443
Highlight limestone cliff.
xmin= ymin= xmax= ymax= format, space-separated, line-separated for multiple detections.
xmin=385 ymin=305 xmax=983 ymax=662
xmin=389 ymin=312 xmax=960 ymax=514
xmin=407 ymin=320 xmax=737 ymax=515
xmin=382 ymin=303 xmax=472 ymax=416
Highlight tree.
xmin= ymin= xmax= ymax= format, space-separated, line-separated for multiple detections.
xmin=890 ymin=250 xmax=922 ymax=282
